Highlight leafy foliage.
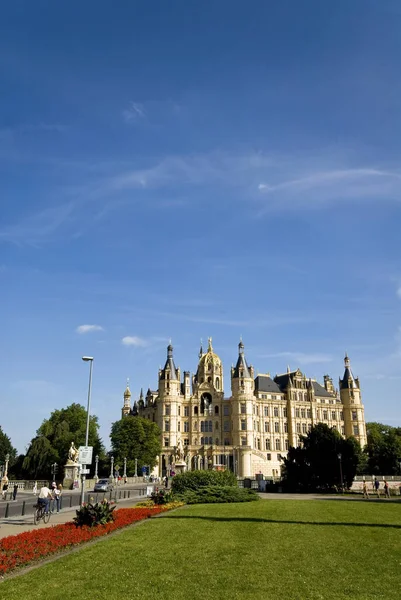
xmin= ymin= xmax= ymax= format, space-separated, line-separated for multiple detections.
xmin=73 ymin=499 xmax=116 ymax=528
xmin=364 ymin=422 xmax=401 ymax=475
xmin=23 ymin=403 xmax=106 ymax=479
xmin=177 ymin=486 xmax=259 ymax=504
xmin=282 ymin=423 xmax=362 ymax=491
xmin=150 ymin=489 xmax=174 ymax=504
xmin=0 ymin=427 xmax=18 ymax=474
xmin=110 ymin=416 xmax=161 ymax=475
xmin=171 ymin=469 xmax=237 ymax=494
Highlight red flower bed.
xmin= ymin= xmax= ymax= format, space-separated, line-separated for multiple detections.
xmin=0 ymin=506 xmax=167 ymax=575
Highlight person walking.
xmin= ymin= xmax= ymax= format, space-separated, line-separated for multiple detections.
xmin=384 ymin=480 xmax=390 ymax=499
xmin=1 ymin=476 xmax=9 ymax=500
xmin=13 ymin=483 xmax=18 ymax=501
xmin=362 ymin=481 xmax=369 ymax=499
xmin=33 ymin=481 xmax=38 ymax=496
xmin=374 ymin=478 xmax=380 ymax=498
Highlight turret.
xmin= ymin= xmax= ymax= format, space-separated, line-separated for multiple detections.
xmin=159 ymin=343 xmax=180 ymax=396
xmin=231 ymin=340 xmax=254 ymax=396
xmin=121 ymin=379 xmax=131 ymax=418
xmin=339 ymin=354 xmax=367 ymax=447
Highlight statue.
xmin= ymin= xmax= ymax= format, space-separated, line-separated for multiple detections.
xmin=68 ymin=442 xmax=79 ymax=463
xmin=176 ymin=437 xmax=184 ymax=463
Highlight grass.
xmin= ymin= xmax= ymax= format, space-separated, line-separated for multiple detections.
xmin=2 ymin=499 xmax=401 ymax=600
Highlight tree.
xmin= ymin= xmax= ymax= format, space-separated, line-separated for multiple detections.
xmin=110 ymin=416 xmax=161 ymax=476
xmin=282 ymin=423 xmax=362 ymax=492
xmin=0 ymin=426 xmax=18 ymax=475
xmin=23 ymin=403 xmax=106 ymax=480
xmin=364 ymin=422 xmax=401 ymax=475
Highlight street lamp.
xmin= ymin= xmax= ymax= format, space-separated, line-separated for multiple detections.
xmin=81 ymin=356 xmax=94 ymax=506
xmin=123 ymin=457 xmax=127 ymax=479
xmin=94 ymin=455 xmax=99 ymax=481
xmin=110 ymin=456 xmax=114 ymax=479
xmin=134 ymin=457 xmax=138 ymax=478
xmin=337 ymin=453 xmax=344 ymax=494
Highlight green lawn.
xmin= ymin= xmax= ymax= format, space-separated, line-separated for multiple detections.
xmin=2 ymin=499 xmax=401 ymax=600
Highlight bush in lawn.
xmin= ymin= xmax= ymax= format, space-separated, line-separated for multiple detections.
xmin=177 ymin=485 xmax=259 ymax=504
xmin=172 ymin=469 xmax=237 ymax=494
xmin=150 ymin=489 xmax=174 ymax=504
xmin=73 ymin=498 xmax=116 ymax=528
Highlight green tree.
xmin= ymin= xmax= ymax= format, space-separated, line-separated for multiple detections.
xmin=365 ymin=422 xmax=401 ymax=475
xmin=23 ymin=403 xmax=106 ymax=480
xmin=110 ymin=416 xmax=161 ymax=476
xmin=0 ymin=426 xmax=18 ymax=475
xmin=282 ymin=423 xmax=362 ymax=491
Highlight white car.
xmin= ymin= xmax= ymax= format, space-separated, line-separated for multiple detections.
xmin=94 ymin=479 xmax=114 ymax=492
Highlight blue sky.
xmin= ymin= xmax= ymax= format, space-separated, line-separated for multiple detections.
xmin=1 ymin=0 xmax=401 ymax=455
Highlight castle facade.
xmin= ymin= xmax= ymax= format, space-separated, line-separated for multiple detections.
xmin=121 ymin=339 xmax=367 ymax=478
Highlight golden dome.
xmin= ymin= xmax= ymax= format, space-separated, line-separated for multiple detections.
xmin=198 ymin=337 xmax=222 ymax=369
xmin=124 ymin=378 xmax=131 ymax=397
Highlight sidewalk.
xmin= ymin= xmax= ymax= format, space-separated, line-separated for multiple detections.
xmin=0 ymin=496 xmax=143 ymax=540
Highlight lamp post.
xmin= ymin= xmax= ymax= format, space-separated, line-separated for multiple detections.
xmin=94 ymin=455 xmax=99 ymax=481
xmin=4 ymin=453 xmax=10 ymax=477
xmin=337 ymin=453 xmax=344 ymax=494
xmin=110 ymin=456 xmax=114 ymax=479
xmin=134 ymin=458 xmax=138 ymax=479
xmin=80 ymin=356 xmax=94 ymax=506
xmin=123 ymin=457 xmax=127 ymax=479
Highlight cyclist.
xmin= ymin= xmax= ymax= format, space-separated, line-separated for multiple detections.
xmin=38 ymin=484 xmax=52 ymax=514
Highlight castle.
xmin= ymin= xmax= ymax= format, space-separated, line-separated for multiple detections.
xmin=121 ymin=339 xmax=367 ymax=478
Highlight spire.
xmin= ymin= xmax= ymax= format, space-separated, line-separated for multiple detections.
xmin=287 ymin=365 xmax=291 ymax=374
xmin=199 ymin=338 xmax=203 ymax=359
xmin=233 ymin=339 xmax=251 ymax=378
xmin=340 ymin=353 xmax=355 ymax=389
xmin=207 ymin=337 xmax=213 ymax=353
xmin=160 ymin=342 xmax=178 ymax=380
xmin=139 ymin=388 xmax=144 ymax=400
xmin=124 ymin=378 xmax=131 ymax=398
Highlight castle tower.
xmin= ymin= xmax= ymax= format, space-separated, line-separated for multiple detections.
xmin=158 ymin=343 xmax=181 ymax=448
xmin=121 ymin=379 xmax=131 ymax=418
xmin=231 ymin=340 xmax=254 ymax=475
xmin=339 ymin=353 xmax=367 ymax=447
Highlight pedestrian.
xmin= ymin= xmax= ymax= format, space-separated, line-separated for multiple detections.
xmin=362 ymin=481 xmax=369 ymax=499
xmin=33 ymin=481 xmax=38 ymax=496
xmin=384 ymin=480 xmax=390 ymax=499
xmin=374 ymin=478 xmax=380 ymax=498
xmin=13 ymin=483 xmax=18 ymax=501
xmin=1 ymin=476 xmax=9 ymax=500
xmin=164 ymin=475 xmax=169 ymax=489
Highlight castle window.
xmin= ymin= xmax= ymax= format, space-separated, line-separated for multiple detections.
xmin=177 ymin=422 xmax=180 ymax=431
xmin=285 ymin=440 xmax=289 ymax=450
xmin=224 ymin=405 xmax=229 ymax=416
xmin=201 ymin=421 xmax=205 ymax=432
xmin=267 ymin=452 xmax=271 ymax=460
xmin=257 ymin=438 xmax=261 ymax=450
xmin=301 ymin=409 xmax=306 ymax=419
xmin=323 ymin=411 xmax=328 ymax=420
xmin=164 ymin=421 xmax=170 ymax=432
xmin=332 ymin=411 xmax=336 ymax=420
xmin=241 ymin=419 xmax=246 ymax=431
xmin=215 ymin=406 xmax=219 ymax=415
xmin=275 ymin=439 xmax=281 ymax=451
xmin=264 ymin=406 xmax=269 ymax=417
xmin=352 ymin=410 xmax=357 ymax=421
xmin=295 ymin=408 xmax=300 ymax=418
xmin=264 ymin=422 xmax=269 ymax=433
xmin=353 ymin=425 xmax=359 ymax=436
xmin=184 ymin=406 xmax=189 ymax=417
xmin=307 ymin=409 xmax=312 ymax=418
xmin=216 ymin=377 xmax=220 ymax=390
xmin=178 ymin=406 xmax=181 ymax=416
xmin=184 ymin=422 xmax=189 ymax=433
xmin=296 ymin=423 xmax=301 ymax=433
xmin=274 ymin=422 xmax=280 ymax=433
xmin=302 ymin=423 xmax=307 ymax=434
xmin=240 ymin=403 xmax=246 ymax=414
xmin=274 ymin=407 xmax=279 ymax=417
xmin=284 ymin=422 xmax=288 ymax=433
xmin=164 ymin=438 xmax=169 ymax=447
xmin=165 ymin=405 xmax=170 ymax=416
xmin=283 ymin=408 xmax=287 ymax=417
xmin=184 ymin=439 xmax=189 ymax=446
xmin=265 ymin=439 xmax=271 ymax=450
xmin=241 ymin=436 xmax=247 ymax=446
xmin=194 ymin=406 xmax=199 ymax=416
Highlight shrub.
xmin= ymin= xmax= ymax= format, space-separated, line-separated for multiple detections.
xmin=176 ymin=485 xmax=259 ymax=504
xmin=150 ymin=489 xmax=174 ymax=505
xmin=73 ymin=499 xmax=116 ymax=528
xmin=171 ymin=470 xmax=237 ymax=494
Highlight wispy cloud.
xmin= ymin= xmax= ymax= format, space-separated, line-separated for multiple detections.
xmin=0 ymin=202 xmax=75 ymax=245
xmin=259 ymin=351 xmax=333 ymax=365
xmin=122 ymin=335 xmax=149 ymax=347
xmin=122 ymin=102 xmax=146 ymax=124
xmin=76 ymin=324 xmax=104 ymax=334
xmin=257 ymin=168 xmax=401 ymax=212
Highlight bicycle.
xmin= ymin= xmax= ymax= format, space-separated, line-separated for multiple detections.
xmin=33 ymin=502 xmax=51 ymax=525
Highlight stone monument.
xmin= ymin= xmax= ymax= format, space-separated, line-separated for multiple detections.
xmin=174 ymin=437 xmax=187 ymax=474
xmin=63 ymin=442 xmax=80 ymax=489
